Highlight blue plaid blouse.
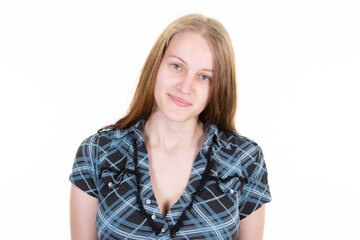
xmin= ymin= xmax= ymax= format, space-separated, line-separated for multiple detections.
xmin=69 ymin=118 xmax=272 ymax=240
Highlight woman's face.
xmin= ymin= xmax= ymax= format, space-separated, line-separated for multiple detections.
xmin=153 ymin=31 xmax=213 ymax=123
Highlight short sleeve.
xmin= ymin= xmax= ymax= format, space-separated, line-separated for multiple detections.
xmin=69 ymin=134 xmax=100 ymax=198
xmin=239 ymin=145 xmax=272 ymax=220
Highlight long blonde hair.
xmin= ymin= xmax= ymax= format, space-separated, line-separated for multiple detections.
xmin=110 ymin=14 xmax=237 ymax=132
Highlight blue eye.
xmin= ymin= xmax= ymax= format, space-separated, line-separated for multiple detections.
xmin=200 ymin=75 xmax=211 ymax=81
xmin=171 ymin=64 xmax=181 ymax=70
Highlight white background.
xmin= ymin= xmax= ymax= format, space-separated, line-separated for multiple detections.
xmin=1 ymin=0 xmax=359 ymax=239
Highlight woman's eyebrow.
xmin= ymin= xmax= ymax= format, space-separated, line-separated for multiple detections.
xmin=168 ymin=55 xmax=213 ymax=73
xmin=168 ymin=55 xmax=187 ymax=65
xmin=201 ymin=68 xmax=213 ymax=74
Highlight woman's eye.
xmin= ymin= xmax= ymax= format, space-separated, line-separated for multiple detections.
xmin=171 ymin=64 xmax=181 ymax=70
xmin=200 ymin=75 xmax=211 ymax=81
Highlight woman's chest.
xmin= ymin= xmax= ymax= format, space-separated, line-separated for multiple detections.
xmin=148 ymin=150 xmax=197 ymax=218
xmin=95 ymin=137 xmax=244 ymax=239
xmin=96 ymin=165 xmax=243 ymax=240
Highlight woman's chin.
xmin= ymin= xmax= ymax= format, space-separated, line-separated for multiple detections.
xmin=161 ymin=111 xmax=199 ymax=124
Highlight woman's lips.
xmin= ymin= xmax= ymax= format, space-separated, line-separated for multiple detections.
xmin=168 ymin=94 xmax=191 ymax=107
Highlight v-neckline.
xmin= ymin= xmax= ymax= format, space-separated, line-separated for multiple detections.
xmin=133 ymin=138 xmax=214 ymax=237
xmin=144 ymin=143 xmax=206 ymax=219
xmin=129 ymin=118 xmax=217 ymax=237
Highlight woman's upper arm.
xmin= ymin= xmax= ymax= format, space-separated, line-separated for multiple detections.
xmin=70 ymin=184 xmax=98 ymax=240
xmin=237 ymin=205 xmax=266 ymax=240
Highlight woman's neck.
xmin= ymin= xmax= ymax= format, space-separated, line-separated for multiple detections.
xmin=142 ymin=112 xmax=206 ymax=152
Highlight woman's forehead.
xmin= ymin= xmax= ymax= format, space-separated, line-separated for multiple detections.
xmin=164 ymin=31 xmax=213 ymax=69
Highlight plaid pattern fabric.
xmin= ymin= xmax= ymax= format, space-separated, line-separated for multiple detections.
xmin=69 ymin=118 xmax=272 ymax=240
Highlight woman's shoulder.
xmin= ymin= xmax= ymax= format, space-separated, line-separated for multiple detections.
xmin=77 ymin=126 xmax=134 ymax=151
xmin=213 ymin=129 xmax=267 ymax=181
xmin=216 ymin=129 xmax=262 ymax=154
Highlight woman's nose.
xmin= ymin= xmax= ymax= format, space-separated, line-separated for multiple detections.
xmin=177 ymin=73 xmax=194 ymax=94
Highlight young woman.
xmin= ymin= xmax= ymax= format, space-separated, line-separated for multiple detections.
xmin=70 ymin=14 xmax=272 ymax=240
